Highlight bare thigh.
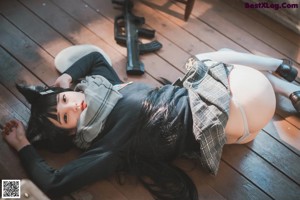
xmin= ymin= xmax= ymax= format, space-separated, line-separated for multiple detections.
xmin=225 ymin=65 xmax=276 ymax=144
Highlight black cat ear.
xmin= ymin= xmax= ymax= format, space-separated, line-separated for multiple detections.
xmin=16 ymin=83 xmax=45 ymax=104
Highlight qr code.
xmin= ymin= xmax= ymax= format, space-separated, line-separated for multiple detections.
xmin=1 ymin=180 xmax=20 ymax=198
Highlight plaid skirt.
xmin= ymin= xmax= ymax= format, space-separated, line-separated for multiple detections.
xmin=179 ymin=56 xmax=232 ymax=175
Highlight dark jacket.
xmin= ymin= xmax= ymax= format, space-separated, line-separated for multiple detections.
xmin=19 ymin=52 xmax=196 ymax=197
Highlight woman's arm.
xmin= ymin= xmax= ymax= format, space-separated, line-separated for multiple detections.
xmin=56 ymin=52 xmax=122 ymax=87
xmin=2 ymin=120 xmax=122 ymax=197
xmin=195 ymin=50 xmax=282 ymax=71
xmin=19 ymin=145 xmax=121 ymax=197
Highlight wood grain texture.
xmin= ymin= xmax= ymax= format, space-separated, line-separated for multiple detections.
xmin=0 ymin=0 xmax=299 ymax=199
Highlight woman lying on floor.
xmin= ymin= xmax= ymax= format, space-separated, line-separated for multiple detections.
xmin=2 ymin=45 xmax=299 ymax=200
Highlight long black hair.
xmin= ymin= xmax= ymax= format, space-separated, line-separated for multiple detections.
xmin=16 ymin=83 xmax=74 ymax=153
xmin=125 ymin=86 xmax=198 ymax=200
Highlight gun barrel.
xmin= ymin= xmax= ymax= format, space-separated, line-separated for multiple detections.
xmin=126 ymin=15 xmax=145 ymax=75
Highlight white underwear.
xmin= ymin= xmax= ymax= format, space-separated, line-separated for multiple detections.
xmin=232 ymin=98 xmax=251 ymax=144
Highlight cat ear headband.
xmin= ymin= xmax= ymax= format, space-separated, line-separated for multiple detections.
xmin=16 ymin=83 xmax=57 ymax=104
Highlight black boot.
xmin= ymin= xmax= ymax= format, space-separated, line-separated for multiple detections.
xmin=289 ymin=91 xmax=300 ymax=112
xmin=275 ymin=59 xmax=298 ymax=82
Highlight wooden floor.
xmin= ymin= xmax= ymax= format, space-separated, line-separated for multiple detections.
xmin=1 ymin=0 xmax=300 ymax=199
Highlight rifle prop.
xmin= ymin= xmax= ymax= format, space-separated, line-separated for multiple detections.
xmin=112 ymin=0 xmax=163 ymax=75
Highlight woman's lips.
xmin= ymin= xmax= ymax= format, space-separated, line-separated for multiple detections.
xmin=81 ymin=101 xmax=87 ymax=111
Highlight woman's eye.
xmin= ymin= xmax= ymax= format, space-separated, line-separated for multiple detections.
xmin=63 ymin=114 xmax=68 ymax=123
xmin=63 ymin=94 xmax=67 ymax=103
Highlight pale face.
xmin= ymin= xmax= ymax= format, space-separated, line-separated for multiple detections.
xmin=48 ymin=91 xmax=87 ymax=131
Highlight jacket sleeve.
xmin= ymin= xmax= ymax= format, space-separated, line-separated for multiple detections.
xmin=18 ymin=145 xmax=122 ymax=197
xmin=64 ymin=52 xmax=122 ymax=85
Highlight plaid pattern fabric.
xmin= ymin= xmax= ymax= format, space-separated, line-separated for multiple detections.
xmin=182 ymin=56 xmax=231 ymax=175
xmin=73 ymin=75 xmax=123 ymax=150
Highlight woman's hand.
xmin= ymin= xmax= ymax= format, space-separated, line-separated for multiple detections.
xmin=54 ymin=73 xmax=72 ymax=88
xmin=2 ymin=120 xmax=30 ymax=151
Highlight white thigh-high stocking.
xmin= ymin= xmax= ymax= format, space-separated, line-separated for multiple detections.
xmin=262 ymin=72 xmax=299 ymax=98
xmin=195 ymin=49 xmax=300 ymax=112
xmin=195 ymin=49 xmax=298 ymax=98
xmin=195 ymin=49 xmax=283 ymax=72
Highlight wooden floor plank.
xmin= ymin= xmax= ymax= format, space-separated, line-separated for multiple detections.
xmin=133 ymin=0 xmax=214 ymax=55
xmin=0 ymin=0 xmax=71 ymax=57
xmin=0 ymin=47 xmax=42 ymax=109
xmin=20 ymin=0 xmax=160 ymax=86
xmin=0 ymin=161 xmax=15 ymax=180
xmin=193 ymin=0 xmax=300 ymax=64
xmin=222 ymin=144 xmax=300 ymax=200
xmin=50 ymin=0 xmax=127 ymax=56
xmin=0 ymin=84 xmax=31 ymax=179
xmin=0 ymin=0 xmax=299 ymax=199
xmin=0 ymin=82 xmax=29 ymax=126
xmin=0 ymin=89 xmax=28 ymax=127
xmin=19 ymin=0 xmax=126 ymax=66
xmin=126 ymin=0 xmax=212 ymax=55
xmin=85 ymin=0 xmax=193 ymax=73
xmin=0 ymin=15 xmax=58 ymax=86
xmin=70 ymin=180 xmax=129 ymax=200
xmin=264 ymin=115 xmax=300 ymax=154
xmin=51 ymin=0 xmax=184 ymax=81
xmin=223 ymin=0 xmax=300 ymax=47
xmin=174 ymin=160 xmax=227 ymax=200
xmin=141 ymin=0 xmax=247 ymax=52
xmin=201 ymin=160 xmax=272 ymax=200
xmin=177 ymin=0 xmax=300 ymax=117
xmin=108 ymin=175 xmax=154 ymax=200
xmin=246 ymin=130 xmax=300 ymax=184
xmin=186 ymin=0 xmax=300 ymax=69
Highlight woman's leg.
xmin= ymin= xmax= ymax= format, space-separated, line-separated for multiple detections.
xmin=263 ymin=72 xmax=299 ymax=97
xmin=195 ymin=49 xmax=282 ymax=71
xmin=196 ymin=49 xmax=299 ymax=99
xmin=55 ymin=44 xmax=112 ymax=73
